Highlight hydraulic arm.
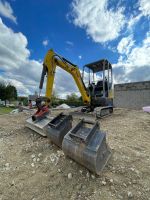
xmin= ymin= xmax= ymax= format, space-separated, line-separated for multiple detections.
xmin=39 ymin=49 xmax=90 ymax=104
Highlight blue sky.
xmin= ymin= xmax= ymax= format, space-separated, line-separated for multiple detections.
xmin=0 ymin=0 xmax=149 ymax=97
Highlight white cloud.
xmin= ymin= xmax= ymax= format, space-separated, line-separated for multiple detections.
xmin=54 ymin=67 xmax=79 ymax=98
xmin=78 ymin=55 xmax=82 ymax=59
xmin=139 ymin=0 xmax=150 ymax=16
xmin=0 ymin=18 xmax=80 ymax=97
xmin=114 ymin=32 xmax=150 ymax=83
xmin=107 ymin=45 xmax=116 ymax=53
xmin=114 ymin=0 xmax=150 ymax=83
xmin=68 ymin=0 xmax=150 ymax=46
xmin=125 ymin=33 xmax=150 ymax=69
xmin=127 ymin=14 xmax=142 ymax=30
xmin=117 ymin=35 xmax=135 ymax=55
xmin=126 ymin=0 xmax=150 ymax=32
xmin=0 ymin=18 xmax=29 ymax=70
xmin=0 ymin=0 xmax=17 ymax=23
xmin=0 ymin=76 xmax=30 ymax=95
xmin=66 ymin=41 xmax=74 ymax=46
xmin=42 ymin=39 xmax=49 ymax=47
xmin=68 ymin=0 xmax=126 ymax=43
xmin=0 ymin=18 xmax=42 ymax=95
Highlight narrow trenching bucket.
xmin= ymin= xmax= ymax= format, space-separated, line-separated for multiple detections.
xmin=62 ymin=119 xmax=111 ymax=175
xmin=45 ymin=113 xmax=73 ymax=147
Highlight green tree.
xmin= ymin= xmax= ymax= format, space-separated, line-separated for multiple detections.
xmin=51 ymin=90 xmax=59 ymax=106
xmin=66 ymin=93 xmax=79 ymax=102
xmin=66 ymin=93 xmax=83 ymax=106
xmin=5 ymin=84 xmax=17 ymax=101
xmin=0 ymin=82 xmax=17 ymax=105
xmin=0 ymin=82 xmax=6 ymax=101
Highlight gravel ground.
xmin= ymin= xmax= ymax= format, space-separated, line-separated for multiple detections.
xmin=0 ymin=108 xmax=150 ymax=200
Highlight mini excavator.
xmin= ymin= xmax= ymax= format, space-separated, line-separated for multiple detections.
xmin=35 ymin=49 xmax=113 ymax=116
xmin=26 ymin=49 xmax=112 ymax=174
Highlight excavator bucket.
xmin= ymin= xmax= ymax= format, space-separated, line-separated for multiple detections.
xmin=26 ymin=102 xmax=51 ymax=136
xmin=45 ymin=113 xmax=73 ymax=147
xmin=62 ymin=119 xmax=111 ymax=174
xmin=26 ymin=116 xmax=53 ymax=137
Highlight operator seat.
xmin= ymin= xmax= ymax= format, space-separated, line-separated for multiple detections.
xmin=94 ymin=80 xmax=109 ymax=97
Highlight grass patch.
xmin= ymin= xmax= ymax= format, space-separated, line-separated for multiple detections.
xmin=0 ymin=106 xmax=14 ymax=114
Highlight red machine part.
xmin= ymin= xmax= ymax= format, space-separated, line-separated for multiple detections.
xmin=32 ymin=105 xmax=49 ymax=121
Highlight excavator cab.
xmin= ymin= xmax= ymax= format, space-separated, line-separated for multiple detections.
xmin=82 ymin=59 xmax=113 ymax=107
xmin=81 ymin=59 xmax=113 ymax=117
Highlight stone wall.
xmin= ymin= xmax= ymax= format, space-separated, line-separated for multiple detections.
xmin=114 ymin=81 xmax=150 ymax=109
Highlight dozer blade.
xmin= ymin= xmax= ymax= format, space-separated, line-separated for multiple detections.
xmin=45 ymin=113 xmax=73 ymax=147
xmin=26 ymin=116 xmax=53 ymax=137
xmin=62 ymin=119 xmax=111 ymax=175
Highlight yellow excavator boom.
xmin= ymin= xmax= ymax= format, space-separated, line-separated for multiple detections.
xmin=43 ymin=49 xmax=90 ymax=104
